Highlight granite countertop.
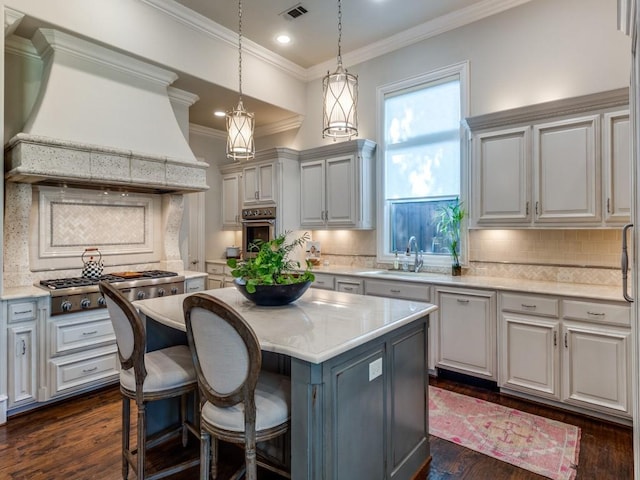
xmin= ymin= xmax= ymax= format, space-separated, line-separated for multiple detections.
xmin=1 ymin=285 xmax=51 ymax=301
xmin=134 ymin=287 xmax=437 ymax=364
xmin=309 ymin=265 xmax=626 ymax=303
xmin=181 ymin=270 xmax=208 ymax=279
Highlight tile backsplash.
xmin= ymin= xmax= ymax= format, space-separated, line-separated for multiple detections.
xmin=311 ymin=228 xmax=624 ymax=286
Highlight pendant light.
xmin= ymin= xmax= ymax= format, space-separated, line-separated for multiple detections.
xmin=226 ymin=0 xmax=255 ymax=161
xmin=322 ymin=0 xmax=358 ymax=139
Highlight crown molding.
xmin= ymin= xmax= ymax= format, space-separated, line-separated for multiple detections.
xmin=5 ymin=34 xmax=39 ymax=59
xmin=189 ymin=123 xmax=227 ymax=140
xmin=140 ymin=0 xmax=307 ymax=81
xmin=255 ymin=115 xmax=304 ymax=137
xmin=308 ymin=0 xmax=535 ymax=79
xmin=32 ymin=28 xmax=178 ymax=87
xmin=168 ymin=87 xmax=200 ymax=107
xmin=4 ymin=7 xmax=24 ymax=37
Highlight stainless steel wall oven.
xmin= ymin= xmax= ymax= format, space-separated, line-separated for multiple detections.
xmin=241 ymin=207 xmax=276 ymax=258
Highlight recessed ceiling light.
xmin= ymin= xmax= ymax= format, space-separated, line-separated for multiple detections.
xmin=276 ymin=34 xmax=291 ymax=44
xmin=214 ymin=110 xmax=226 ymax=117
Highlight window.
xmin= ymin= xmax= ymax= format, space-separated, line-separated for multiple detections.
xmin=377 ymin=63 xmax=468 ymax=265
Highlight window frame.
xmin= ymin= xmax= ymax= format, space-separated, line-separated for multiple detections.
xmin=375 ymin=61 xmax=469 ymax=266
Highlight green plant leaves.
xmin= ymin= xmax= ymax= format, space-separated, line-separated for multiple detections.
xmin=227 ymin=231 xmax=316 ymax=288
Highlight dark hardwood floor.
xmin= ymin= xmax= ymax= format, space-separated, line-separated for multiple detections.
xmin=0 ymin=377 xmax=633 ymax=479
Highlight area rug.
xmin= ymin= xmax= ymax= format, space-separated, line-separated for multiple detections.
xmin=429 ymin=386 xmax=581 ymax=480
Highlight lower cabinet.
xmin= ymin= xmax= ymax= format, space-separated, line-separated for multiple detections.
xmin=434 ymin=287 xmax=496 ymax=380
xmin=498 ymin=292 xmax=632 ymax=419
xmin=206 ymin=261 xmax=234 ymax=290
xmin=319 ymin=320 xmax=428 ymax=479
xmin=46 ymin=309 xmax=120 ymax=400
xmin=8 ymin=323 xmax=37 ymax=407
xmin=335 ymin=276 xmax=363 ymax=295
xmin=311 ymin=273 xmax=336 ymax=290
xmin=5 ymin=297 xmax=47 ymax=410
xmin=562 ymin=322 xmax=630 ymax=416
xmin=185 ymin=275 xmax=206 ymax=293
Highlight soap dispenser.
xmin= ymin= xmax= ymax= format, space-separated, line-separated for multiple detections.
xmin=393 ymin=251 xmax=399 ymax=270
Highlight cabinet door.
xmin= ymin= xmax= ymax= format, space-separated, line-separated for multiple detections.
xmin=603 ymin=110 xmax=630 ymax=223
xmin=8 ymin=323 xmax=37 ymax=406
xmin=436 ymin=289 xmax=496 ymax=380
xmin=473 ymin=127 xmax=531 ymax=224
xmin=242 ymin=166 xmax=258 ymax=204
xmin=243 ymin=163 xmax=275 ymax=205
xmin=221 ymin=173 xmax=241 ymax=228
xmin=562 ymin=323 xmax=630 ymax=417
xmin=300 ymin=160 xmax=326 ymax=227
xmin=533 ymin=115 xmax=600 ymax=223
xmin=257 ymin=163 xmax=275 ymax=203
xmin=500 ymin=313 xmax=560 ymax=399
xmin=326 ymin=155 xmax=356 ymax=226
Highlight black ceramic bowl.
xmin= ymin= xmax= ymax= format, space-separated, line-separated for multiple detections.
xmin=233 ymin=278 xmax=312 ymax=306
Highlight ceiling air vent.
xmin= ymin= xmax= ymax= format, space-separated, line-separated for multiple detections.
xmin=280 ymin=3 xmax=308 ymax=20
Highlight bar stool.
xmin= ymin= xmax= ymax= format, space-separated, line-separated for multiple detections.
xmin=183 ymin=293 xmax=291 ymax=480
xmin=99 ymin=281 xmax=199 ymax=480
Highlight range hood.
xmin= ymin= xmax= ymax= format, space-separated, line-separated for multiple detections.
xmin=5 ymin=28 xmax=208 ymax=193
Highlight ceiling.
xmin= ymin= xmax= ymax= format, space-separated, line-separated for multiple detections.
xmin=172 ymin=0 xmax=500 ymax=132
xmin=12 ymin=1 xmax=522 ymax=133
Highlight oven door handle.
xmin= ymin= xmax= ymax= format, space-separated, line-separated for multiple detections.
xmin=241 ymin=219 xmax=276 ymax=225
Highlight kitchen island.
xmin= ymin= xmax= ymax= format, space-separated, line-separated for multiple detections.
xmin=134 ymin=287 xmax=437 ymax=480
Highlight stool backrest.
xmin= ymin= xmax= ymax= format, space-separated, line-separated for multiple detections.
xmin=183 ymin=293 xmax=261 ymax=412
xmin=99 ymin=281 xmax=147 ymax=399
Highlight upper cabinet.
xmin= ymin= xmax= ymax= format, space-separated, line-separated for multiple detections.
xmin=221 ymin=172 xmax=242 ymax=229
xmin=467 ymin=88 xmax=629 ymax=228
xmin=603 ymin=110 xmax=631 ymax=223
xmin=220 ymin=147 xmax=300 ymax=234
xmin=242 ymin=162 xmax=275 ymax=205
xmin=299 ymin=139 xmax=377 ymax=229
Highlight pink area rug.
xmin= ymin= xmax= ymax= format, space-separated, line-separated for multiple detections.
xmin=429 ymin=386 xmax=581 ymax=480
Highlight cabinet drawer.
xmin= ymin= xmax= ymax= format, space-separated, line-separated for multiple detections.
xmin=8 ymin=301 xmax=38 ymax=323
xmin=49 ymin=346 xmax=119 ymax=396
xmin=50 ymin=314 xmax=116 ymax=356
xmin=206 ymin=263 xmax=226 ymax=275
xmin=336 ymin=279 xmax=363 ymax=295
xmin=185 ymin=276 xmax=206 ymax=293
xmin=562 ymin=300 xmax=630 ymax=327
xmin=501 ymin=293 xmax=558 ymax=317
xmin=313 ymin=273 xmax=335 ymax=290
xmin=365 ymin=279 xmax=430 ymax=302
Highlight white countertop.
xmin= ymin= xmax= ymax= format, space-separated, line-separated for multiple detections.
xmin=134 ymin=287 xmax=437 ymax=364
xmin=310 ymin=266 xmax=625 ymax=302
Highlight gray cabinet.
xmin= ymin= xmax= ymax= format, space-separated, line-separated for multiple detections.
xmin=291 ymin=318 xmax=429 ymax=479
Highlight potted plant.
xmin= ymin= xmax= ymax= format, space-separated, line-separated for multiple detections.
xmin=227 ymin=231 xmax=316 ymax=306
xmin=435 ymin=198 xmax=466 ymax=276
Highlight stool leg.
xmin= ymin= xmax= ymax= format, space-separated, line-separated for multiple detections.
xmin=122 ymin=397 xmax=130 ymax=480
xmin=181 ymin=393 xmax=188 ymax=447
xmin=211 ymin=436 xmax=218 ymax=480
xmin=137 ymin=403 xmax=146 ymax=480
xmin=200 ymin=430 xmax=210 ymax=480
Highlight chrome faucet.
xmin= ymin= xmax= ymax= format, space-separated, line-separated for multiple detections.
xmin=406 ymin=236 xmax=424 ymax=273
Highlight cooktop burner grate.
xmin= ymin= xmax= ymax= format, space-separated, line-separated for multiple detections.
xmin=39 ymin=270 xmax=179 ymax=289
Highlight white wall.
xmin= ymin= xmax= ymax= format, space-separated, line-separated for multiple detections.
xmin=294 ymin=0 xmax=631 ymax=150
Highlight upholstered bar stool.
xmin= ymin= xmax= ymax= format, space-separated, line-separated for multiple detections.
xmin=99 ymin=281 xmax=200 ymax=480
xmin=183 ymin=293 xmax=291 ymax=480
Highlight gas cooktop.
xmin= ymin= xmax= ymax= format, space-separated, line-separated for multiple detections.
xmin=39 ymin=270 xmax=179 ymax=290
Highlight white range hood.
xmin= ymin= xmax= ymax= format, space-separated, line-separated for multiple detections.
xmin=4 ymin=28 xmax=208 ymax=193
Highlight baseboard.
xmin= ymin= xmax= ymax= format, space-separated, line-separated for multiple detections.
xmin=433 ymin=368 xmax=499 ymax=391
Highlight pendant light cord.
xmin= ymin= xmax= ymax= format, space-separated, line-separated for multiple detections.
xmin=337 ymin=0 xmax=343 ymax=66
xmin=238 ymin=0 xmax=243 ymax=100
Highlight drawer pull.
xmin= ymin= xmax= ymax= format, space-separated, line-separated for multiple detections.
xmin=343 ymin=287 xmax=354 ymax=291
xmin=13 ymin=310 xmax=33 ymax=315
xmin=389 ymin=289 xmax=401 ymax=293
xmin=521 ymin=303 xmax=537 ymax=309
xmin=82 ymin=366 xmax=98 ymax=374
xmin=456 ymin=299 xmax=469 ymax=304
xmin=316 ymin=281 xmax=325 ymax=284
xmin=586 ymin=311 xmax=605 ymax=317
xmin=82 ymin=330 xmax=98 ymax=336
